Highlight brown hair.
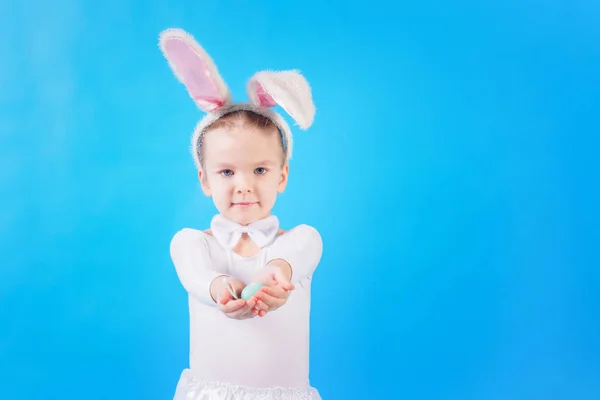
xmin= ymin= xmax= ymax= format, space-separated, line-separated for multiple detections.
xmin=198 ymin=110 xmax=286 ymax=166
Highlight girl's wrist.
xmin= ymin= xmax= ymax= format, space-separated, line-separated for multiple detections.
xmin=210 ymin=275 xmax=229 ymax=302
xmin=265 ymin=259 xmax=292 ymax=281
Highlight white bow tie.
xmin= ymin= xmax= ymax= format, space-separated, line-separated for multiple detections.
xmin=210 ymin=214 xmax=280 ymax=250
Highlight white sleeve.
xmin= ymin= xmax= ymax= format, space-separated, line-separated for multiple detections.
xmin=169 ymin=228 xmax=226 ymax=307
xmin=266 ymin=225 xmax=323 ymax=283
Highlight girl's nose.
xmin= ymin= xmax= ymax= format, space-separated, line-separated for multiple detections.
xmin=235 ymin=176 xmax=253 ymax=193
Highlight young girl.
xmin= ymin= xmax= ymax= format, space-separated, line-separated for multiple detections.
xmin=159 ymin=29 xmax=324 ymax=399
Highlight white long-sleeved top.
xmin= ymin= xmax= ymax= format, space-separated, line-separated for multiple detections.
xmin=169 ymin=221 xmax=323 ymax=399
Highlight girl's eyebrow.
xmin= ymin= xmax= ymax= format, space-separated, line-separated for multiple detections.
xmin=213 ymin=162 xmax=235 ymax=169
xmin=255 ymin=160 xmax=276 ymax=166
xmin=211 ymin=160 xmax=276 ymax=169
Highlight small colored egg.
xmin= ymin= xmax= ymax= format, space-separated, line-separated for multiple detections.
xmin=241 ymin=282 xmax=264 ymax=301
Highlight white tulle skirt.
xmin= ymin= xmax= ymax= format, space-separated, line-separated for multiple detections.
xmin=173 ymin=369 xmax=322 ymax=400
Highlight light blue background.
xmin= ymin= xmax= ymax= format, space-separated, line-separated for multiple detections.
xmin=2 ymin=1 xmax=599 ymax=399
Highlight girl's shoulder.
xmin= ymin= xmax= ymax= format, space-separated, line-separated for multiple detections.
xmin=272 ymin=224 xmax=322 ymax=247
xmin=277 ymin=223 xmax=320 ymax=236
xmin=170 ymin=227 xmax=216 ymax=250
xmin=172 ymin=226 xmax=211 ymax=239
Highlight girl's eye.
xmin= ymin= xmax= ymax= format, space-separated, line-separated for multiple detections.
xmin=220 ymin=169 xmax=234 ymax=177
xmin=255 ymin=167 xmax=267 ymax=175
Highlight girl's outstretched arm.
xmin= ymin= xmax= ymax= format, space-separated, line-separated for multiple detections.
xmin=170 ymin=228 xmax=227 ymax=307
xmin=266 ymin=225 xmax=323 ymax=284
xmin=248 ymin=225 xmax=322 ymax=316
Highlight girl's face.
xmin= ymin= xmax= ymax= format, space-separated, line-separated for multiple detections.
xmin=198 ymin=124 xmax=288 ymax=225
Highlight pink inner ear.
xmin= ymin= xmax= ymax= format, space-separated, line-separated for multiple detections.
xmin=254 ymin=82 xmax=277 ymax=107
xmin=164 ymin=39 xmax=225 ymax=111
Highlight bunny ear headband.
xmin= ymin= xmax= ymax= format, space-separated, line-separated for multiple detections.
xmin=158 ymin=28 xmax=316 ymax=170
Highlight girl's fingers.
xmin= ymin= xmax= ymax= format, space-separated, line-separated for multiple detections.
xmin=256 ymin=294 xmax=284 ymax=311
xmin=242 ymin=283 xmax=293 ymax=317
xmin=218 ymin=288 xmax=233 ymax=305
xmin=244 ymin=299 xmax=257 ymax=316
xmin=255 ymin=299 xmax=270 ymax=311
xmin=261 ymin=285 xmax=289 ymax=300
xmin=221 ymin=299 xmax=246 ymax=313
xmin=226 ymin=299 xmax=258 ymax=319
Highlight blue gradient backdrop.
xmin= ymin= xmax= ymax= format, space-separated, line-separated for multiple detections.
xmin=2 ymin=1 xmax=599 ymax=399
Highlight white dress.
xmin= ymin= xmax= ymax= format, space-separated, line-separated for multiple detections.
xmin=169 ymin=214 xmax=323 ymax=400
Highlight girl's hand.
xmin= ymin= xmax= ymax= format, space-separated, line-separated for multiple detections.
xmin=253 ymin=260 xmax=295 ymax=290
xmin=217 ymin=287 xmax=257 ymax=319
xmin=250 ymin=260 xmax=295 ymax=317
xmin=211 ymin=276 xmax=257 ymax=320
xmin=251 ymin=284 xmax=292 ymax=317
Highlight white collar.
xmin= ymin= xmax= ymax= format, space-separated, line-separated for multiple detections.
xmin=210 ymin=214 xmax=280 ymax=250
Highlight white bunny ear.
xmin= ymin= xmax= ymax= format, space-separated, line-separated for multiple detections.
xmin=247 ymin=70 xmax=315 ymax=130
xmin=159 ymin=28 xmax=231 ymax=112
